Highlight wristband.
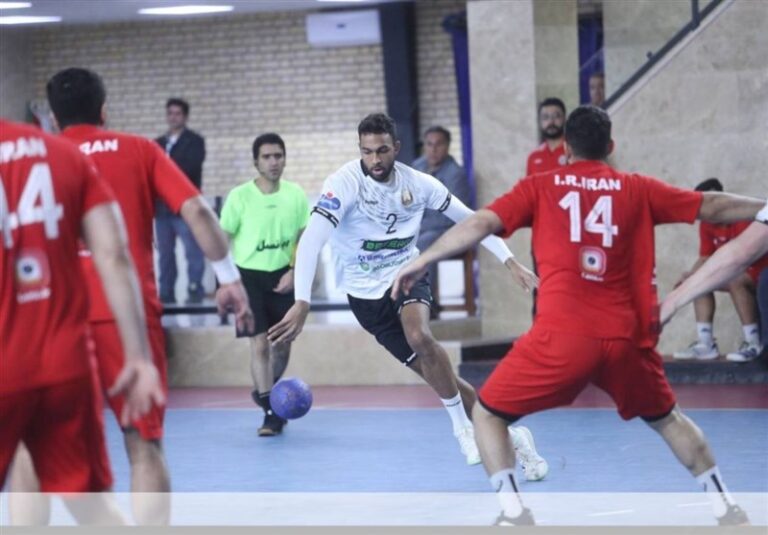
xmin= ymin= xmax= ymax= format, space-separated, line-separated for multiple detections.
xmin=211 ymin=253 xmax=240 ymax=285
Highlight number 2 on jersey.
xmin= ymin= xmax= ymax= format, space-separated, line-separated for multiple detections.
xmin=385 ymin=213 xmax=398 ymax=234
xmin=558 ymin=191 xmax=618 ymax=247
xmin=1 ymin=163 xmax=64 ymax=249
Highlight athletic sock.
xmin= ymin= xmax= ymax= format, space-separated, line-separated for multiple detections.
xmin=257 ymin=391 xmax=273 ymax=415
xmin=696 ymin=323 xmax=714 ymax=346
xmin=490 ymin=469 xmax=524 ymax=518
xmin=742 ymin=324 xmax=760 ymax=346
xmin=696 ymin=466 xmax=735 ymax=517
xmin=441 ymin=393 xmax=472 ymax=433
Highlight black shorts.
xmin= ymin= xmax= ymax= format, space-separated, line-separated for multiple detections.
xmin=236 ymin=265 xmax=295 ymax=337
xmin=347 ymin=276 xmax=433 ymax=365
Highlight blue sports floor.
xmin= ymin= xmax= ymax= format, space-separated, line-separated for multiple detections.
xmin=105 ymin=408 xmax=768 ymax=494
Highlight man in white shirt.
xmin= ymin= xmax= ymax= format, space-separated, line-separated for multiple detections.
xmin=268 ymin=113 xmax=547 ymax=477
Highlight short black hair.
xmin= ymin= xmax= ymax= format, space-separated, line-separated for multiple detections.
xmin=46 ymin=67 xmax=106 ymax=129
xmin=358 ymin=113 xmax=398 ymax=141
xmin=252 ymin=133 xmax=286 ymax=160
xmin=695 ymin=178 xmax=723 ymax=192
xmin=564 ymin=105 xmax=612 ymax=160
xmin=424 ymin=125 xmax=451 ymax=144
xmin=538 ymin=97 xmax=566 ymax=116
xmin=166 ymin=98 xmax=189 ymax=116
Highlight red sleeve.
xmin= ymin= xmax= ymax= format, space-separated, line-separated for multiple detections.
xmin=485 ymin=176 xmax=536 ymax=237
xmin=146 ymin=140 xmax=199 ymax=213
xmin=639 ymin=175 xmax=703 ymax=225
xmin=698 ymin=222 xmax=715 ymax=256
xmin=80 ymin=153 xmax=115 ymax=214
xmin=525 ymin=153 xmax=534 ymax=176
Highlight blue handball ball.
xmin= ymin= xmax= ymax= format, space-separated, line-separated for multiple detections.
xmin=270 ymin=378 xmax=313 ymax=420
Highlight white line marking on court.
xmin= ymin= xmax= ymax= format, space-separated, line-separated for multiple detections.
xmin=676 ymin=501 xmax=711 ymax=508
xmin=587 ymin=509 xmax=635 ymax=517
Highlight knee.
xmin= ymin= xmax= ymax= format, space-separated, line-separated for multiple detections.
xmin=124 ymin=431 xmax=163 ymax=465
xmin=404 ymin=327 xmax=436 ymax=357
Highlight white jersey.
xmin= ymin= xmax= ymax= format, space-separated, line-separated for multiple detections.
xmin=757 ymin=198 xmax=768 ymax=225
xmin=313 ymin=160 xmax=452 ymax=299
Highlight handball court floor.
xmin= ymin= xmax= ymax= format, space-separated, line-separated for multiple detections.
xmin=114 ymin=385 xmax=767 ymax=525
xmin=3 ymin=385 xmax=766 ymax=527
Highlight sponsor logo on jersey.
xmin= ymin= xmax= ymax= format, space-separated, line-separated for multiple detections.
xmin=361 ymin=236 xmax=414 ymax=252
xmin=255 ymin=238 xmax=291 ymax=252
xmin=580 ymin=246 xmax=606 ymax=281
xmin=401 ymin=188 xmax=413 ymax=206
xmin=15 ymin=248 xmax=52 ymax=303
xmin=317 ymin=192 xmax=341 ymax=211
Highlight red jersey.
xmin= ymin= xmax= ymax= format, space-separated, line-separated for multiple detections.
xmin=60 ymin=125 xmax=199 ymax=325
xmin=525 ymin=141 xmax=567 ymax=176
xmin=487 ymin=160 xmax=703 ymax=348
xmin=0 ymin=120 xmax=114 ymax=394
xmin=699 ymin=220 xmax=768 ymax=280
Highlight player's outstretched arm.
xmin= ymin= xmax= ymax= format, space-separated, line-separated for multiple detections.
xmin=661 ymin=221 xmax=768 ymax=325
xmin=179 ymin=195 xmax=254 ymax=332
xmin=268 ymin=214 xmax=334 ymax=344
xmin=392 ymin=208 xmax=504 ymax=299
xmin=698 ymin=192 xmax=764 ymax=224
xmin=82 ymin=202 xmax=164 ymax=425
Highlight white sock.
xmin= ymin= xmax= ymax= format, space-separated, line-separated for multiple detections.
xmin=696 ymin=323 xmax=714 ymax=346
xmin=441 ymin=393 xmax=472 ymax=433
xmin=696 ymin=466 xmax=735 ymax=517
xmin=742 ymin=324 xmax=760 ymax=346
xmin=490 ymin=469 xmax=524 ymax=518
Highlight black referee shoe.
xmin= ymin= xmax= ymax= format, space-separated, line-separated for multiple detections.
xmin=258 ymin=411 xmax=286 ymax=437
xmin=493 ymin=508 xmax=535 ymax=526
xmin=717 ymin=504 xmax=750 ymax=526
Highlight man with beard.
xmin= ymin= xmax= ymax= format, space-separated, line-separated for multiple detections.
xmin=220 ymin=133 xmax=308 ymax=436
xmin=268 ymin=113 xmax=548 ymax=478
xmin=526 ymin=98 xmax=568 ymax=176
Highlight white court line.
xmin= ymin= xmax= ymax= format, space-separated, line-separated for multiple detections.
xmin=587 ymin=509 xmax=635 ymax=517
xmin=676 ymin=502 xmax=711 ymax=508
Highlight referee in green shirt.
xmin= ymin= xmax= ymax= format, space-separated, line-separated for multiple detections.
xmin=220 ymin=133 xmax=309 ymax=436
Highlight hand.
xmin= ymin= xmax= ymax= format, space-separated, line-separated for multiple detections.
xmin=108 ymin=359 xmax=165 ymax=427
xmin=504 ymin=257 xmax=539 ymax=293
xmin=273 ymin=269 xmax=294 ymax=294
xmin=659 ymin=295 xmax=678 ymax=328
xmin=391 ymin=259 xmax=429 ymax=301
xmin=216 ymin=281 xmax=255 ymax=333
xmin=268 ymin=301 xmax=310 ymax=344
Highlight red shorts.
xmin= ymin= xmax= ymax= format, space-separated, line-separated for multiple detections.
xmin=90 ymin=321 xmax=167 ymax=441
xmin=0 ymin=374 xmax=113 ymax=492
xmin=478 ymin=326 xmax=676 ymax=421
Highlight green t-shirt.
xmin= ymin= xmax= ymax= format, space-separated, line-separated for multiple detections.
xmin=220 ymin=179 xmax=309 ymax=271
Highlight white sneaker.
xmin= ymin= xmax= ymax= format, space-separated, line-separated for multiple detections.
xmin=509 ymin=426 xmax=548 ymax=481
xmin=726 ymin=341 xmax=762 ymax=362
xmin=454 ymin=426 xmax=482 ymax=466
xmin=673 ymin=341 xmax=719 ymax=360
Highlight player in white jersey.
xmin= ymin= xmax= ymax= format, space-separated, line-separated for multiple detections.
xmin=269 ymin=113 xmax=548 ymax=476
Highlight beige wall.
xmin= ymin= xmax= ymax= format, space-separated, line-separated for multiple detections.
xmin=3 ymin=5 xmax=468 ymax=193
xmin=603 ymin=0 xmax=691 ymax=96
xmin=0 ymin=28 xmax=32 ymax=121
xmin=415 ymin=0 xmax=466 ymax=163
xmin=468 ymin=0 xmax=538 ymax=338
xmin=533 ymin=0 xmax=580 ymax=114
xmin=609 ymin=0 xmax=767 ymax=354
xmin=24 ymin=12 xmax=386 ymax=196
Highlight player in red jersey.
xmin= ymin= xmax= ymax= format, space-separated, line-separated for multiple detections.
xmin=672 ymin=178 xmax=767 ymax=362
xmin=8 ymin=68 xmax=253 ymax=526
xmin=393 ymin=106 xmax=764 ymax=526
xmin=0 ymin=119 xmax=164 ymax=523
xmin=662 ymin=197 xmax=768 ymax=338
